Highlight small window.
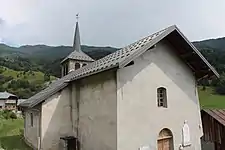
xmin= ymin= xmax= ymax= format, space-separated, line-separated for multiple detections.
xmin=30 ymin=113 xmax=33 ymax=127
xmin=75 ymin=63 xmax=80 ymax=70
xmin=63 ymin=63 xmax=68 ymax=76
xmin=157 ymin=87 xmax=167 ymax=108
xmin=65 ymin=64 xmax=68 ymax=75
xmin=83 ymin=63 xmax=87 ymax=67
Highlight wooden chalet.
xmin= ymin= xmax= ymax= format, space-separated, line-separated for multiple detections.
xmin=201 ymin=109 xmax=225 ymax=150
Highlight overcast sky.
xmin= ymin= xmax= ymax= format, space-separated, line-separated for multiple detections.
xmin=0 ymin=0 xmax=225 ymax=47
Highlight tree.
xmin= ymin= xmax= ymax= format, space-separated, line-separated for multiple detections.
xmin=215 ymin=73 xmax=225 ymax=95
xmin=0 ymin=85 xmax=5 ymax=92
xmin=0 ymin=67 xmax=4 ymax=74
xmin=44 ymin=73 xmax=50 ymax=81
xmin=10 ymin=112 xmax=17 ymax=119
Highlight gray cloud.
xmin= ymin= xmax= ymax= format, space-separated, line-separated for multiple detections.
xmin=1 ymin=0 xmax=225 ymax=47
xmin=0 ymin=18 xmax=4 ymax=25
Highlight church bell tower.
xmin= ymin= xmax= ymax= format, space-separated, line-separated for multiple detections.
xmin=60 ymin=14 xmax=94 ymax=77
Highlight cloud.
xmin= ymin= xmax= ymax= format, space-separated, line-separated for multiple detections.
xmin=0 ymin=18 xmax=4 ymax=25
xmin=1 ymin=0 xmax=225 ymax=47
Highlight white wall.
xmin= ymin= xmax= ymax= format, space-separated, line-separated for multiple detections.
xmin=75 ymin=70 xmax=117 ymax=150
xmin=0 ymin=100 xmax=5 ymax=108
xmin=24 ymin=108 xmax=41 ymax=149
xmin=117 ymin=40 xmax=203 ymax=150
xmin=41 ymin=87 xmax=73 ymax=150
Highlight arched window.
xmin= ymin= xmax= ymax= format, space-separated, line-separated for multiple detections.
xmin=63 ymin=63 xmax=68 ymax=76
xmin=75 ymin=63 xmax=80 ymax=70
xmin=157 ymin=128 xmax=174 ymax=150
xmin=30 ymin=113 xmax=34 ymax=127
xmin=157 ymin=87 xmax=167 ymax=108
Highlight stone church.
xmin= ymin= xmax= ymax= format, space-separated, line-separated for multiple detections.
xmin=20 ymin=20 xmax=219 ymax=150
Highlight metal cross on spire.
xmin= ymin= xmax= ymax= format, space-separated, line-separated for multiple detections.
xmin=76 ymin=13 xmax=79 ymax=22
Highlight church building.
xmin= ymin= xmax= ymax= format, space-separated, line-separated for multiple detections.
xmin=20 ymin=20 xmax=219 ymax=150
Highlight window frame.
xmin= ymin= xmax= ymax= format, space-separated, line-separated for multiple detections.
xmin=30 ymin=113 xmax=34 ymax=127
xmin=157 ymin=87 xmax=168 ymax=108
xmin=75 ymin=63 xmax=80 ymax=70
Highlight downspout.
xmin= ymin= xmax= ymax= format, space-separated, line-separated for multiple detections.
xmin=39 ymin=106 xmax=42 ymax=150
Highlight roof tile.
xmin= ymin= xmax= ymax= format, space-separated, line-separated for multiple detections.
xmin=203 ymin=109 xmax=225 ymax=126
xmin=61 ymin=51 xmax=94 ymax=63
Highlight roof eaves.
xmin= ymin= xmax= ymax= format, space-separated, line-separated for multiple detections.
xmin=174 ymin=27 xmax=220 ymax=78
xmin=203 ymin=109 xmax=225 ymax=126
xmin=18 ymin=102 xmax=30 ymax=108
xmin=28 ymin=82 xmax=69 ymax=108
xmin=60 ymin=57 xmax=69 ymax=64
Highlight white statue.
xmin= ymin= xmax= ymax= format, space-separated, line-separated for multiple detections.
xmin=182 ymin=120 xmax=191 ymax=146
xmin=139 ymin=145 xmax=150 ymax=150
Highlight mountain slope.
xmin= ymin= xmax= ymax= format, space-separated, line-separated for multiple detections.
xmin=0 ymin=66 xmax=56 ymax=98
xmin=0 ymin=44 xmax=118 ymax=77
xmin=193 ymin=37 xmax=225 ymax=52
xmin=0 ymin=44 xmax=118 ymax=60
xmin=193 ymin=38 xmax=225 ymax=74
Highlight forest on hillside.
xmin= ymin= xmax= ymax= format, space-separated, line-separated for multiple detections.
xmin=0 ymin=44 xmax=117 ymax=98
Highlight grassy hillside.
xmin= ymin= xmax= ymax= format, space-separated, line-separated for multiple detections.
xmin=0 ymin=66 xmax=56 ymax=98
xmin=0 ymin=119 xmax=31 ymax=150
xmin=199 ymin=86 xmax=225 ymax=109
xmin=1 ymin=67 xmax=55 ymax=84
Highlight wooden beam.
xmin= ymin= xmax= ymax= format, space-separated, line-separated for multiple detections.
xmin=180 ymin=52 xmax=195 ymax=58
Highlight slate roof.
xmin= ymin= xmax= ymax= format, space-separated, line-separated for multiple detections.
xmin=0 ymin=91 xmax=17 ymax=99
xmin=61 ymin=51 xmax=94 ymax=63
xmin=17 ymin=99 xmax=27 ymax=106
xmin=61 ymin=21 xmax=94 ymax=63
xmin=19 ymin=25 xmax=219 ymax=108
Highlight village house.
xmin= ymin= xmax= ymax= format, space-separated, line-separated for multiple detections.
xmin=19 ymin=21 xmax=219 ymax=150
xmin=0 ymin=91 xmax=18 ymax=110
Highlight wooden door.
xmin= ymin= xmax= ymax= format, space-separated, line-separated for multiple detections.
xmin=158 ymin=129 xmax=173 ymax=150
xmin=157 ymin=138 xmax=171 ymax=150
xmin=158 ymin=139 xmax=163 ymax=150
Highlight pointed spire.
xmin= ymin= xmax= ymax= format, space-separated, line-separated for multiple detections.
xmin=73 ymin=14 xmax=81 ymax=52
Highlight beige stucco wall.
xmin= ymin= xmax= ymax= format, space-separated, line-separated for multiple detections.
xmin=74 ymin=70 xmax=117 ymax=150
xmin=41 ymin=87 xmax=73 ymax=150
xmin=117 ymin=40 xmax=203 ymax=150
xmin=24 ymin=107 xmax=41 ymax=149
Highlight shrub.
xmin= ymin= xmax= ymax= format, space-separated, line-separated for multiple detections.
xmin=0 ymin=110 xmax=17 ymax=120
xmin=9 ymin=112 xmax=17 ymax=119
xmin=1 ymin=110 xmax=11 ymax=119
xmin=215 ymin=73 xmax=225 ymax=95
